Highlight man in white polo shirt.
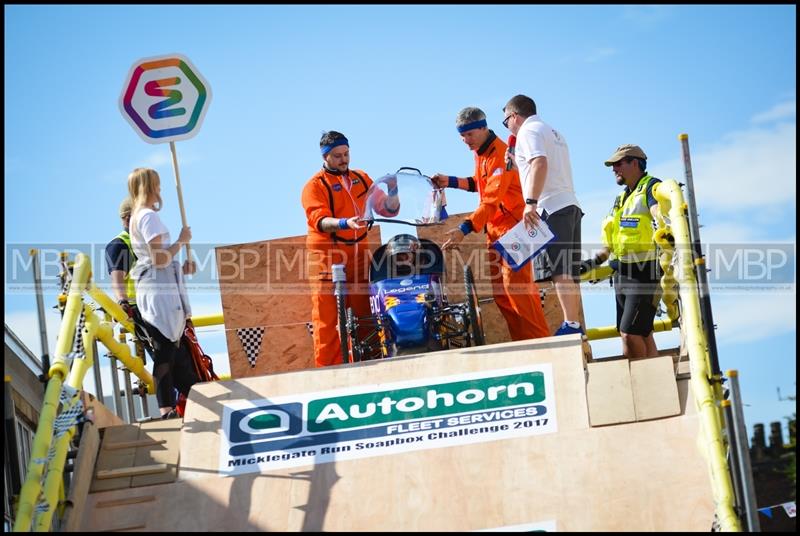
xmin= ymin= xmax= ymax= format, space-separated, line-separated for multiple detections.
xmin=502 ymin=94 xmax=584 ymax=336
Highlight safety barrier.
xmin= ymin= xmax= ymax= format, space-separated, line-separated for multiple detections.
xmin=652 ymin=180 xmax=739 ymax=531
xmin=13 ymin=254 xmax=153 ymax=531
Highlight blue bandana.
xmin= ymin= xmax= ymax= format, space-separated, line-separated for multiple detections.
xmin=321 ymin=137 xmax=349 ymax=155
xmin=457 ymin=119 xmax=487 ymax=133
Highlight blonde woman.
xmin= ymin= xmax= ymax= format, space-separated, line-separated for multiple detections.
xmin=128 ymin=168 xmax=197 ymax=419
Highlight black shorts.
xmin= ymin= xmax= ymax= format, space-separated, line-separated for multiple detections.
xmin=614 ymin=260 xmax=663 ymax=336
xmin=538 ymin=205 xmax=583 ymax=281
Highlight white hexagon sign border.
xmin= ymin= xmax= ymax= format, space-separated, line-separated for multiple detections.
xmin=119 ymin=53 xmax=212 ymax=144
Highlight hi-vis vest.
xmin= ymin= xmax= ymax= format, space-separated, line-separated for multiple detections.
xmin=601 ymin=174 xmax=659 ymax=263
xmin=117 ymin=231 xmax=137 ymax=302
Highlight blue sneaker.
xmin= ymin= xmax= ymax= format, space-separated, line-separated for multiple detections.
xmin=554 ymin=322 xmax=584 ymax=336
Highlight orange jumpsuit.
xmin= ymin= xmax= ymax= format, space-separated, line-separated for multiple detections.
xmin=465 ymin=132 xmax=549 ymax=340
xmin=302 ymin=168 xmax=390 ymax=367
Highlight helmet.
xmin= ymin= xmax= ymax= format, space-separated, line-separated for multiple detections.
xmin=386 ymin=234 xmax=420 ymax=277
xmin=386 ymin=234 xmax=420 ymax=257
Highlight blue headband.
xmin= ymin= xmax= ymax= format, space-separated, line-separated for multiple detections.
xmin=321 ymin=137 xmax=349 ymax=155
xmin=457 ymin=119 xmax=487 ymax=133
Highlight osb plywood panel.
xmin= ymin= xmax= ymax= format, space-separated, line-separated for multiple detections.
xmin=226 ymin=324 xmax=315 ymax=378
xmin=216 ymin=229 xmax=382 ymax=378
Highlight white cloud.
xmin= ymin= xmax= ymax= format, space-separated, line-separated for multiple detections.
xmin=752 ymin=101 xmax=796 ymax=124
xmin=697 ymin=221 xmax=763 ymax=244
xmin=143 ymin=149 xmax=172 ymax=168
xmin=710 ymin=292 xmax=796 ymax=344
xmin=585 ymin=47 xmax=618 ymax=63
xmin=650 ymin=115 xmax=796 ymax=213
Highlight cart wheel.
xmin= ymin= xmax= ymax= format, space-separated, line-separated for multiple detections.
xmin=335 ymin=285 xmax=349 ymax=364
xmin=346 ymin=307 xmax=363 ymax=362
xmin=463 ymin=265 xmax=485 ymax=346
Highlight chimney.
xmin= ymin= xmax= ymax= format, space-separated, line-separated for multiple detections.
xmin=751 ymin=423 xmax=766 ymax=462
xmin=769 ymin=421 xmax=785 ymax=457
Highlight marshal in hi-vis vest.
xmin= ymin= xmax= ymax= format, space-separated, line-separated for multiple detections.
xmin=601 ymin=174 xmax=659 ymax=264
xmin=116 ymin=230 xmax=138 ymax=303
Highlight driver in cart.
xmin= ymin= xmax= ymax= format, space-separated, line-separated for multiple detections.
xmin=386 ymin=234 xmax=420 ymax=278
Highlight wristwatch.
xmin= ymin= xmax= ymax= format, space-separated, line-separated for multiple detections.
xmin=525 ymin=198 xmax=538 ymax=205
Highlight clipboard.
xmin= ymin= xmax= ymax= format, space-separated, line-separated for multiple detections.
xmin=492 ymin=218 xmax=556 ymax=272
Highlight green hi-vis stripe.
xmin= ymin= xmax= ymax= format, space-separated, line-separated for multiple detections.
xmin=307 ymin=372 xmax=545 ymax=432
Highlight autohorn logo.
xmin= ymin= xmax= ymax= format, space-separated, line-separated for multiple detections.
xmin=228 ymin=403 xmax=303 ymax=443
xmin=219 ymin=365 xmax=558 ymax=477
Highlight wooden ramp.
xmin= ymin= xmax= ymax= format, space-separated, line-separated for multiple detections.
xmin=79 ymin=335 xmax=713 ymax=531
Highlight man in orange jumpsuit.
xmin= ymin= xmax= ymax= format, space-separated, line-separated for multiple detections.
xmin=433 ymin=108 xmax=549 ymax=340
xmin=302 ymin=131 xmax=400 ymax=366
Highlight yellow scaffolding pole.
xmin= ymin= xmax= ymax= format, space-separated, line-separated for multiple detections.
xmin=13 ymin=254 xmax=158 ymax=531
xmin=586 ymin=318 xmax=676 ymax=341
xmin=652 ymin=179 xmax=740 ymax=531
xmin=192 ymin=313 xmax=224 ymax=327
xmin=95 ymin=320 xmax=154 ymax=394
xmin=13 ymin=253 xmax=89 ymax=532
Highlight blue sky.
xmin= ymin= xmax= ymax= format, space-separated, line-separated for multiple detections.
xmin=5 ymin=5 xmax=796 ymax=439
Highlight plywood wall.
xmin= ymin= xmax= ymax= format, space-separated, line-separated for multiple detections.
xmin=216 ymin=230 xmax=381 ymax=378
xmin=217 ymin=213 xmax=584 ymax=378
xmin=81 ymin=337 xmax=713 ymax=532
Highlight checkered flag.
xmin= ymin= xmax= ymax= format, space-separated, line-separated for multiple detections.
xmin=236 ymin=327 xmax=265 ymax=368
xmin=306 ymin=322 xmax=314 ymax=338
xmin=539 ymin=287 xmax=547 ymax=309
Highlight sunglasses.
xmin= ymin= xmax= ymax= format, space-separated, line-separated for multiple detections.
xmin=502 ymin=112 xmax=516 ymax=129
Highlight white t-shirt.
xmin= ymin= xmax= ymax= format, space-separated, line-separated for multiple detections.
xmin=515 ymin=115 xmax=580 ymax=215
xmin=130 ymin=208 xmax=170 ymax=266
xmin=130 ymin=207 xmax=191 ymax=342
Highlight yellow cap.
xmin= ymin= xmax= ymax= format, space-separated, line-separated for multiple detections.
xmin=678 ymin=133 xmax=688 ymax=140
xmin=727 ymin=370 xmax=738 ymax=377
xmin=721 ymin=400 xmax=731 ymax=407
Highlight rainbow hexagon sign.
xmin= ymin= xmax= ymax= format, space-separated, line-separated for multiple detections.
xmin=119 ymin=53 xmax=212 ymax=144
